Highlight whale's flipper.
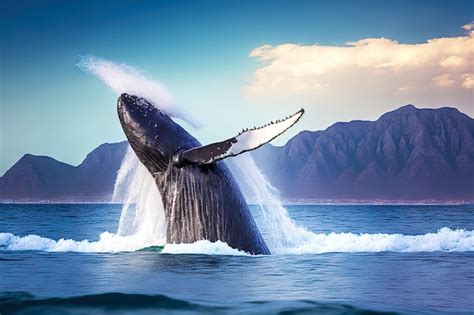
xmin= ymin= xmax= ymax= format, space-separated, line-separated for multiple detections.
xmin=176 ymin=108 xmax=304 ymax=166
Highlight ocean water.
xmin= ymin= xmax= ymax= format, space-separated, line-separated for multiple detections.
xmin=0 ymin=204 xmax=473 ymax=315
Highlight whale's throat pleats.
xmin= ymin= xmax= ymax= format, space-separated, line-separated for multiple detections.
xmin=156 ymin=160 xmax=270 ymax=255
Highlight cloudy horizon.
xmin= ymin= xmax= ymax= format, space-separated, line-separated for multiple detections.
xmin=246 ymin=23 xmax=473 ymax=121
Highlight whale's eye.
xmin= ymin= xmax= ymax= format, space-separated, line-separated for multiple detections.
xmin=172 ymin=151 xmax=185 ymax=168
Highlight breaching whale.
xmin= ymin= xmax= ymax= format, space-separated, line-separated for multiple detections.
xmin=117 ymin=93 xmax=304 ymax=255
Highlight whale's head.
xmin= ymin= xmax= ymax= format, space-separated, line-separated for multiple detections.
xmin=117 ymin=93 xmax=199 ymax=174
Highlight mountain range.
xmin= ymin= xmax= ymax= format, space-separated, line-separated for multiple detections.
xmin=252 ymin=105 xmax=474 ymax=201
xmin=0 ymin=142 xmax=128 ymax=201
xmin=1 ymin=105 xmax=473 ymax=202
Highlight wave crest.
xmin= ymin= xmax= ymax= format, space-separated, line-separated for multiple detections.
xmin=1 ymin=227 xmax=473 ymax=255
xmin=277 ymin=227 xmax=474 ymax=255
xmin=0 ymin=232 xmax=159 ymax=253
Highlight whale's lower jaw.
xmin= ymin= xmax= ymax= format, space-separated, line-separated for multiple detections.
xmin=158 ymin=161 xmax=270 ymax=255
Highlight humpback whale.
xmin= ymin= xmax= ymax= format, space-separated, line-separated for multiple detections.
xmin=117 ymin=93 xmax=303 ymax=255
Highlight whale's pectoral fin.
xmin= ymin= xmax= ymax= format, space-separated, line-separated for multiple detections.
xmin=175 ymin=108 xmax=304 ymax=166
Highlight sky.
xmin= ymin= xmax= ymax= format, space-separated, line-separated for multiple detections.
xmin=0 ymin=0 xmax=473 ymax=175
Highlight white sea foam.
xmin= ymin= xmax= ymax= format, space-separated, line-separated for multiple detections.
xmin=0 ymin=232 xmax=152 ymax=253
xmin=78 ymin=55 xmax=201 ymax=127
xmin=162 ymin=240 xmax=250 ymax=256
xmin=1 ymin=228 xmax=473 ymax=254
xmin=277 ymin=227 xmax=474 ymax=254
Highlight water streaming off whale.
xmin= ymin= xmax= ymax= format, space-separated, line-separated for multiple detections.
xmin=232 ymin=154 xmax=317 ymax=252
xmin=112 ymin=147 xmax=167 ymax=246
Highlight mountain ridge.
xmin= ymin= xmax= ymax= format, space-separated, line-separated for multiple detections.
xmin=252 ymin=105 xmax=474 ymax=200
xmin=1 ymin=105 xmax=473 ymax=202
xmin=0 ymin=142 xmax=128 ymax=201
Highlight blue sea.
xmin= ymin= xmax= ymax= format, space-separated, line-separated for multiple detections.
xmin=0 ymin=203 xmax=473 ymax=314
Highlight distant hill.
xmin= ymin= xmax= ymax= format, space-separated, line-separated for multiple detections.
xmin=1 ymin=105 xmax=473 ymax=202
xmin=0 ymin=142 xmax=128 ymax=201
xmin=0 ymin=154 xmax=76 ymax=200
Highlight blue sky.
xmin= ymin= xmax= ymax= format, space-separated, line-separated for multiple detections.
xmin=1 ymin=0 xmax=473 ymax=174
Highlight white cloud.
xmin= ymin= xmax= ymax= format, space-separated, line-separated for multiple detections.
xmin=462 ymin=73 xmax=474 ymax=89
xmin=245 ymin=27 xmax=474 ymax=125
xmin=433 ymin=74 xmax=456 ymax=88
xmin=440 ymin=56 xmax=466 ymax=69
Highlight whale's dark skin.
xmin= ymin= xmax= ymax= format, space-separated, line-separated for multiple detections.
xmin=117 ymin=93 xmax=270 ymax=255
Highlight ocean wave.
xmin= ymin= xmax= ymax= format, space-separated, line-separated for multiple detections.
xmin=275 ymin=227 xmax=474 ymax=255
xmin=0 ymin=227 xmax=473 ymax=255
xmin=0 ymin=292 xmax=398 ymax=315
xmin=0 ymin=231 xmax=162 ymax=253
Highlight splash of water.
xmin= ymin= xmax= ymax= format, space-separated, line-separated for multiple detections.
xmin=112 ymin=147 xmax=167 ymax=247
xmin=109 ymin=148 xmax=318 ymax=254
xmin=233 ymin=154 xmax=315 ymax=253
xmin=78 ymin=55 xmax=201 ymax=128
